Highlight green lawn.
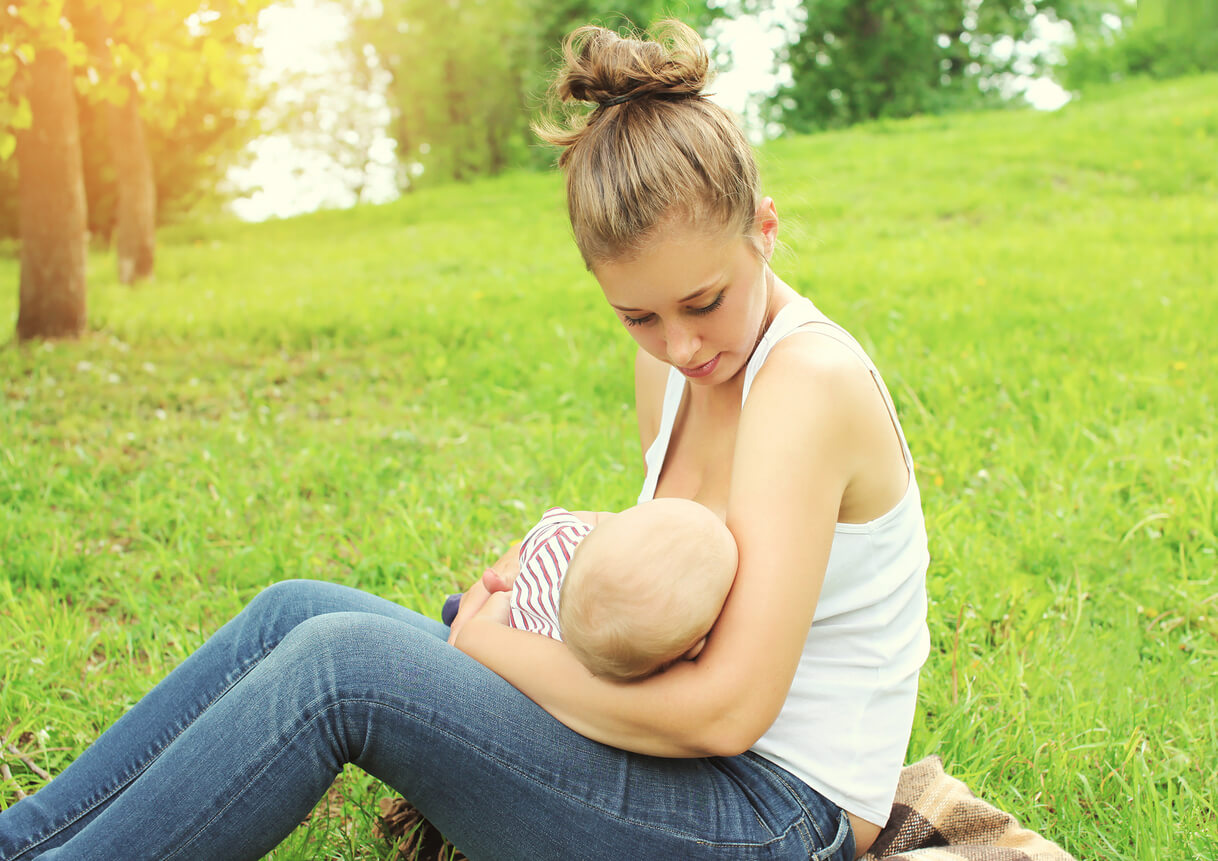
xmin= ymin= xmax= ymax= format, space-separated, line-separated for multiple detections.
xmin=2 ymin=74 xmax=1216 ymax=859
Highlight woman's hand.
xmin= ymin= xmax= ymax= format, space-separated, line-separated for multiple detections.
xmin=477 ymin=590 xmax=511 ymax=628
xmin=446 ymin=542 xmax=521 ymax=646
xmin=446 ymin=578 xmax=491 ymax=646
xmin=450 ymin=588 xmax=511 ymax=651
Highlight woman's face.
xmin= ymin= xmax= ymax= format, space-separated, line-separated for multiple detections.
xmin=593 ymin=209 xmax=776 ymax=388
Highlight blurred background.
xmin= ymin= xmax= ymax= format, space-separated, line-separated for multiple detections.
xmin=7 ymin=0 xmax=1179 ymax=230
xmin=11 ymin=0 xmax=1214 ymax=283
xmin=3 ymin=4 xmax=1216 ymax=855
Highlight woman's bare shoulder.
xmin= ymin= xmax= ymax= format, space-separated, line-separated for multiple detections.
xmin=740 ymin=329 xmax=907 ymax=522
xmin=748 ymin=329 xmax=877 ymax=415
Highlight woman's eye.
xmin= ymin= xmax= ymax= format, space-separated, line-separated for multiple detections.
xmin=621 ymin=292 xmax=722 ymax=327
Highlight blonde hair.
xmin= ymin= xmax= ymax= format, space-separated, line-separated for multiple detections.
xmin=534 ymin=20 xmax=762 ymax=267
xmin=559 ymin=499 xmax=737 ymax=681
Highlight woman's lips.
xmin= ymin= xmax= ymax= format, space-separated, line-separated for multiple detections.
xmin=679 ymin=354 xmax=720 ymax=378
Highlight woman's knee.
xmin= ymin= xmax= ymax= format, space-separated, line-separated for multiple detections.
xmin=249 ymin=578 xmax=319 ymax=606
xmin=272 ymin=612 xmax=420 ymax=677
xmin=242 ymin=579 xmax=329 ymax=624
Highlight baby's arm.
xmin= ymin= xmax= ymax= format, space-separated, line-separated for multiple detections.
xmin=451 ymin=508 xmax=595 ymax=644
xmin=569 ymin=510 xmax=613 ymax=527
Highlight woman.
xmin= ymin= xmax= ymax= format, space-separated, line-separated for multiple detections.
xmin=0 ymin=21 xmax=927 ymax=861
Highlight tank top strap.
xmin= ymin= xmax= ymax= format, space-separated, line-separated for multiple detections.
xmin=641 ymin=297 xmax=915 ymax=504
xmin=637 ymin=365 xmax=687 ymax=504
xmin=742 ymin=298 xmax=914 ymax=469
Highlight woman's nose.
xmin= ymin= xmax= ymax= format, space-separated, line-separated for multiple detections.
xmin=664 ymin=321 xmax=700 ymax=367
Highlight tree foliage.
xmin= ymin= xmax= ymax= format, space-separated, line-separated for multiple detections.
xmin=771 ymin=0 xmax=1133 ymax=133
xmin=1060 ymin=0 xmax=1217 ymax=88
xmin=0 ymin=0 xmax=270 ymax=239
xmin=353 ymin=0 xmax=536 ymax=183
xmin=345 ymin=0 xmax=714 ymax=186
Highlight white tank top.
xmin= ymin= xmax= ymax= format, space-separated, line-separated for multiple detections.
xmin=638 ymin=297 xmax=930 ymax=825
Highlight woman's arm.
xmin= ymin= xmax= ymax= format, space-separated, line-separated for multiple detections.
xmin=456 ymin=338 xmax=880 ymax=755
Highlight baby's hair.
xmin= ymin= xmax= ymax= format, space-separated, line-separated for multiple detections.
xmin=558 ymin=500 xmax=737 ymax=681
xmin=534 ymin=20 xmax=762 ymax=268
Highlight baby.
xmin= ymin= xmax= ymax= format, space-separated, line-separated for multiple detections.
xmin=448 ymin=498 xmax=738 ymax=681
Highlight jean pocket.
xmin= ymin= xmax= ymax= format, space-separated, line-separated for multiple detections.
xmin=739 ymin=753 xmax=854 ymax=860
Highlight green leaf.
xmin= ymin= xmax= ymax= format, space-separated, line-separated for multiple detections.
xmin=0 ymin=54 xmax=16 ymax=87
xmin=64 ymin=38 xmax=88 ymax=68
xmin=13 ymin=95 xmax=32 ymax=130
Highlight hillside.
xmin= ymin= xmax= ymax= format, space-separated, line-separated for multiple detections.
xmin=2 ymin=75 xmax=1216 ymax=859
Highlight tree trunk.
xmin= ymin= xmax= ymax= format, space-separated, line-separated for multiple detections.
xmin=108 ymin=76 xmax=156 ymax=284
xmin=15 ymin=48 xmax=88 ymax=342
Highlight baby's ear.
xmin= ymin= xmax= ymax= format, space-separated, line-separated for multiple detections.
xmin=681 ymin=637 xmax=708 ymax=661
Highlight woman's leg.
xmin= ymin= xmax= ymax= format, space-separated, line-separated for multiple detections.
xmin=5 ymin=589 xmax=853 ymax=861
xmin=0 ymin=579 xmax=447 ymax=860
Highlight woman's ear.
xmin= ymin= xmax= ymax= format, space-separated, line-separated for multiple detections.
xmin=754 ymin=197 xmax=779 ymax=260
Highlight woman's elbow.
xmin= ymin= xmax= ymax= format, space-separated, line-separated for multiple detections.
xmin=692 ymin=704 xmax=778 ymax=758
xmin=658 ymin=663 xmax=786 ymax=757
xmin=704 ymin=723 xmax=768 ymax=758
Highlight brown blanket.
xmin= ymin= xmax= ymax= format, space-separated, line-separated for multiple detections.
xmin=375 ymin=755 xmax=1074 ymax=860
xmin=865 ymin=756 xmax=1075 ymax=861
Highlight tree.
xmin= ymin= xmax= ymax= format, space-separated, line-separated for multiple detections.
xmin=3 ymin=1 xmax=90 ymax=340
xmin=1060 ymin=0 xmax=1216 ymax=87
xmin=105 ymin=76 xmax=157 ymax=283
xmin=770 ymin=0 xmax=1133 ymax=133
xmin=348 ymin=0 xmax=536 ymax=185
xmin=74 ymin=4 xmax=157 ymax=283
xmin=13 ymin=47 xmax=90 ymax=341
xmin=78 ymin=0 xmax=271 ymax=283
xmin=2 ymin=0 xmax=269 ymax=334
xmin=346 ymin=0 xmax=715 ymax=186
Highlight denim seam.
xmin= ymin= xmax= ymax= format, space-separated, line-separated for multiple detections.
xmin=812 ymin=814 xmax=851 ymax=861
xmin=6 ymin=645 xmax=276 ymax=861
xmin=408 ymin=707 xmax=813 ymax=850
xmin=166 ymin=697 xmax=810 ymax=859
xmin=744 ymin=754 xmax=850 ymax=860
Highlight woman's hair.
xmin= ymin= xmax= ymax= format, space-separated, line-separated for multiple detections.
xmin=534 ymin=20 xmax=762 ymax=268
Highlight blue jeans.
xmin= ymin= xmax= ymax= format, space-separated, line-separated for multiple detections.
xmin=0 ymin=580 xmax=854 ymax=860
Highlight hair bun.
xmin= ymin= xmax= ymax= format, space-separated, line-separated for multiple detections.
xmin=557 ymin=21 xmax=710 ymax=108
xmin=534 ymin=18 xmax=758 ymax=268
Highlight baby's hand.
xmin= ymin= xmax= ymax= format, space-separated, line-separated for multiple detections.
xmin=485 ymin=540 xmax=522 ymax=587
xmin=448 ymin=541 xmax=520 ymax=647
xmin=480 ymin=568 xmax=512 ymax=594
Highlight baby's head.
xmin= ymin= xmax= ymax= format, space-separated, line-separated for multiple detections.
xmin=558 ymin=498 xmax=737 ymax=681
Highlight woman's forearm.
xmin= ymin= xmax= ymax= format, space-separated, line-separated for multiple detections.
xmin=453 ymin=615 xmax=757 ymax=758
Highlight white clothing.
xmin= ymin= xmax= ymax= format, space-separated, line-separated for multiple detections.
xmin=509 ymin=507 xmax=593 ymax=640
xmin=637 ymin=296 xmax=930 ymax=825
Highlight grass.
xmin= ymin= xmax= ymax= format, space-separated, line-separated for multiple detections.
xmin=1 ymin=73 xmax=1216 ymax=859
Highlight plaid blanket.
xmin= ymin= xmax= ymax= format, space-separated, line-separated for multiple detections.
xmin=865 ymin=756 xmax=1075 ymax=861
xmin=375 ymin=755 xmax=1074 ymax=861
